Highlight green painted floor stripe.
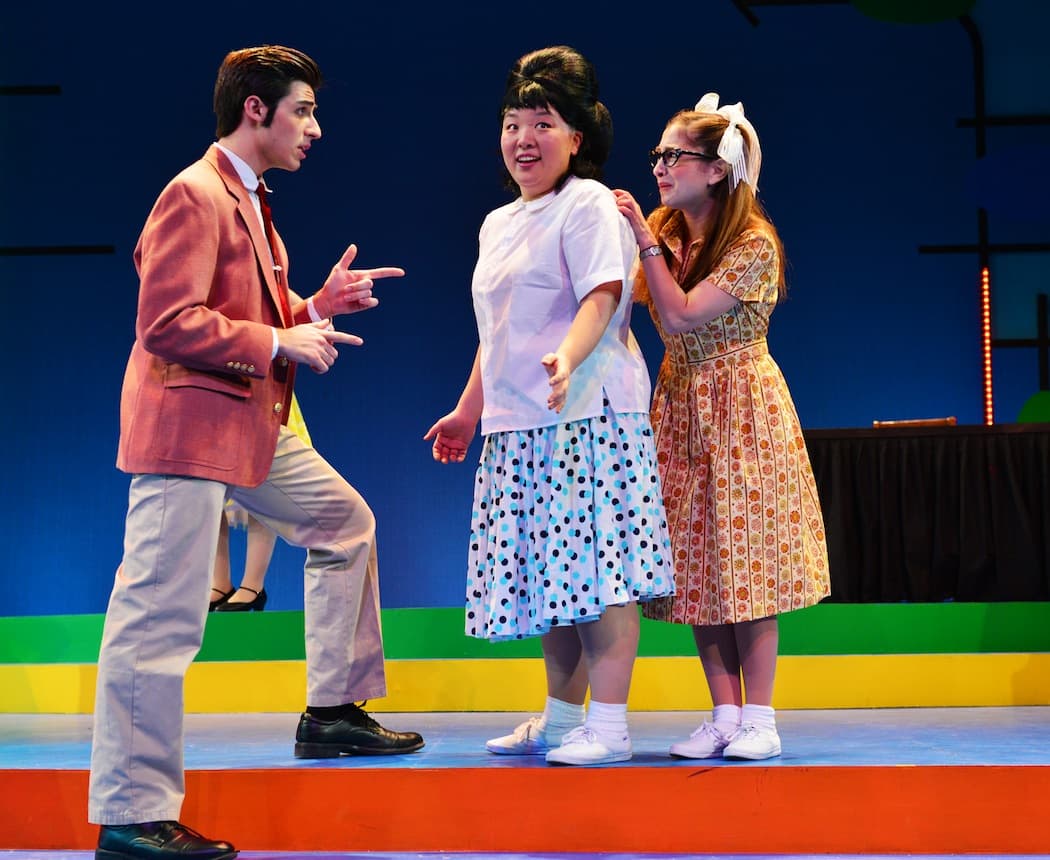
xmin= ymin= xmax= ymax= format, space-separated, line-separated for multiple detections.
xmin=2 ymin=602 xmax=1049 ymax=664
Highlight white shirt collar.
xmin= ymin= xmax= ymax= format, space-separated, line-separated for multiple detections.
xmin=214 ymin=143 xmax=265 ymax=194
xmin=509 ymin=179 xmax=569 ymax=215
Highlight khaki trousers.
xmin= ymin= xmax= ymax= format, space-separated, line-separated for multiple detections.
xmin=88 ymin=428 xmax=386 ymax=824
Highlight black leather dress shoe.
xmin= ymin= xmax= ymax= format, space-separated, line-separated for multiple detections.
xmin=294 ymin=704 xmax=424 ymax=757
xmin=96 ymin=821 xmax=236 ymax=859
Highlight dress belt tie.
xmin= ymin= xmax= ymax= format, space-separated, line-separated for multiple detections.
xmin=687 ymin=339 xmax=769 ymax=366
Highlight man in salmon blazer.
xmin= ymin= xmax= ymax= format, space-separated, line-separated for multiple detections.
xmin=89 ymin=45 xmax=423 ymax=860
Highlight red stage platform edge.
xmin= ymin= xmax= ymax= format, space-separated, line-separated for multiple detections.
xmin=3 ymin=764 xmax=1046 ymax=854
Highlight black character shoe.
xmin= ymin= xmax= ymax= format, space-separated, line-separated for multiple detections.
xmin=294 ymin=703 xmax=425 ymax=757
xmin=208 ymin=588 xmax=233 ymax=612
xmin=215 ymin=586 xmax=267 ymax=612
xmin=96 ymin=820 xmax=237 ymax=859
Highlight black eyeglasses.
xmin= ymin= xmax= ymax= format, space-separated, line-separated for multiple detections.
xmin=648 ymin=147 xmax=717 ymax=168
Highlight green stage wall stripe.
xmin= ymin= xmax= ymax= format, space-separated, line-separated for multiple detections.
xmin=1 ymin=602 xmax=1048 ymax=664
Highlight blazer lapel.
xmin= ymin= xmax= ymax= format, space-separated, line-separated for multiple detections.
xmin=206 ymin=146 xmax=289 ymax=326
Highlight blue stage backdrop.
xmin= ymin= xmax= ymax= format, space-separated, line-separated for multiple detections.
xmin=2 ymin=0 xmax=1048 ymax=615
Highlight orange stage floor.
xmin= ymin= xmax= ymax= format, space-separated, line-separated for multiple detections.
xmin=2 ymin=710 xmax=1048 ymax=854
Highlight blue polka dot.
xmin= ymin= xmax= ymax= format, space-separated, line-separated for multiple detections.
xmin=464 ymin=401 xmax=674 ymax=641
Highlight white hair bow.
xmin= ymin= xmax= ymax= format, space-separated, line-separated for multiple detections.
xmin=694 ymin=92 xmax=762 ymax=191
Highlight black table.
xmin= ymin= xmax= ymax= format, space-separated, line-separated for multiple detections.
xmin=804 ymin=423 xmax=1050 ymax=602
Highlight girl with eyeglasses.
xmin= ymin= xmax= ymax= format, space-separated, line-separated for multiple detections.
xmin=614 ymin=95 xmax=830 ymax=761
xmin=426 ymin=45 xmax=673 ymax=766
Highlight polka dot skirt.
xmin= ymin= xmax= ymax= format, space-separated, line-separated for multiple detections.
xmin=466 ymin=401 xmax=674 ymax=641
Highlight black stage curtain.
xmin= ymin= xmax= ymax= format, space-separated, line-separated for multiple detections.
xmin=804 ymin=424 xmax=1050 ymax=603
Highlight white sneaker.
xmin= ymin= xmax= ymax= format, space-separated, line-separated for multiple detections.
xmin=669 ymin=721 xmax=735 ymax=759
xmin=545 ymin=725 xmax=632 ymax=766
xmin=485 ymin=716 xmax=551 ymax=755
xmin=722 ymin=722 xmax=781 ymax=760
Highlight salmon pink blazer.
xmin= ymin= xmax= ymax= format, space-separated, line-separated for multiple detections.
xmin=117 ymin=145 xmax=314 ymax=487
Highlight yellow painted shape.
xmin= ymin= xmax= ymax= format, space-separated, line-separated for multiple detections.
xmin=632 ymin=653 xmax=1050 ymax=709
xmin=2 ymin=654 xmax=1049 ymax=714
xmin=0 ymin=663 xmax=97 ymax=713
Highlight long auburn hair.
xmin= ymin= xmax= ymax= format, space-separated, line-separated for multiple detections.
xmin=638 ymin=108 xmax=785 ymax=302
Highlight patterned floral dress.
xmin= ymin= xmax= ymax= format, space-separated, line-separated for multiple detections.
xmin=642 ymin=221 xmax=830 ymax=626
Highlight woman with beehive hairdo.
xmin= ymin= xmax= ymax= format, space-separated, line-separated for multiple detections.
xmin=499 ymin=45 xmax=613 ymax=188
xmin=427 ymin=45 xmax=673 ymax=766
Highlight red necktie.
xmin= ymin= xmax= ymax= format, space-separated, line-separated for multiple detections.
xmin=256 ymin=182 xmax=293 ymax=327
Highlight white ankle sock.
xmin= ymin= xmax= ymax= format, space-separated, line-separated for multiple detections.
xmin=544 ymin=696 xmax=585 ymax=742
xmin=711 ymin=704 xmax=742 ymax=734
xmin=741 ymin=703 xmax=776 ymax=729
xmin=583 ymin=699 xmax=628 ymax=741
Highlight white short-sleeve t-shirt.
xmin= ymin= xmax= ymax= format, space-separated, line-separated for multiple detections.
xmin=472 ymin=175 xmax=652 ymax=435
